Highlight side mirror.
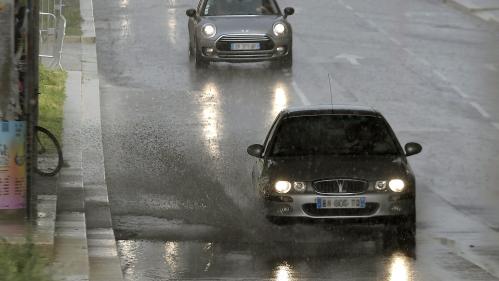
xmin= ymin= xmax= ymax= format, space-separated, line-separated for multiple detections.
xmin=186 ymin=9 xmax=196 ymax=18
xmin=247 ymin=144 xmax=264 ymax=158
xmin=283 ymin=7 xmax=295 ymax=18
xmin=405 ymin=142 xmax=422 ymax=157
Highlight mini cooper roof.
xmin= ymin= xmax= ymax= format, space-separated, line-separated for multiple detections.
xmin=281 ymin=104 xmax=382 ymax=118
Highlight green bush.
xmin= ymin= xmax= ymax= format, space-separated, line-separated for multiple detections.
xmin=0 ymin=240 xmax=52 ymax=281
xmin=39 ymin=64 xmax=67 ymax=142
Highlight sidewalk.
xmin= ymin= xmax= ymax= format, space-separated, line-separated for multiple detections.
xmin=446 ymin=0 xmax=499 ymax=24
xmin=0 ymin=0 xmax=123 ymax=279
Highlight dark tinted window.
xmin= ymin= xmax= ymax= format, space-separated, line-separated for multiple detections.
xmin=270 ymin=115 xmax=400 ymax=157
xmin=203 ymin=0 xmax=279 ymax=16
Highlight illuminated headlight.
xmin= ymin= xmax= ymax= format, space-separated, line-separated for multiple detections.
xmin=273 ymin=22 xmax=286 ymax=36
xmin=293 ymin=182 xmax=306 ymax=193
xmin=275 ymin=181 xmax=292 ymax=194
xmin=389 ymin=179 xmax=405 ymax=192
xmin=202 ymin=24 xmax=216 ymax=38
xmin=375 ymin=180 xmax=387 ymax=191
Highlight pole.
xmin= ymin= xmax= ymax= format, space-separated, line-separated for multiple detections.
xmin=25 ymin=0 xmax=39 ymax=218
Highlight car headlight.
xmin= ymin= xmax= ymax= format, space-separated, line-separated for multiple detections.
xmin=388 ymin=179 xmax=405 ymax=192
xmin=202 ymin=23 xmax=216 ymax=38
xmin=273 ymin=22 xmax=286 ymax=36
xmin=293 ymin=182 xmax=306 ymax=193
xmin=275 ymin=181 xmax=292 ymax=194
xmin=375 ymin=180 xmax=387 ymax=190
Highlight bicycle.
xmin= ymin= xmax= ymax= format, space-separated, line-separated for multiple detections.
xmin=34 ymin=126 xmax=63 ymax=176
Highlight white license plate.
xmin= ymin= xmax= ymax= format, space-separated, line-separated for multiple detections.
xmin=316 ymin=197 xmax=366 ymax=209
xmin=230 ymin=43 xmax=260 ymax=50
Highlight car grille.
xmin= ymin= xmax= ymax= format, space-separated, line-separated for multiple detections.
xmin=313 ymin=179 xmax=368 ymax=194
xmin=215 ymin=34 xmax=275 ymax=52
xmin=302 ymin=203 xmax=379 ymax=217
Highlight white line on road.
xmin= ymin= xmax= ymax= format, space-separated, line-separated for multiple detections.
xmin=402 ymin=47 xmax=415 ymax=56
xmin=418 ymin=58 xmax=430 ymax=66
xmin=493 ymin=123 xmax=499 ymax=131
xmin=452 ymin=85 xmax=469 ymax=99
xmin=470 ymin=102 xmax=491 ymax=119
xmin=345 ymin=5 xmax=353 ymax=10
xmin=433 ymin=70 xmax=448 ymax=82
xmin=291 ymin=81 xmax=311 ymax=105
xmin=389 ymin=37 xmax=402 ymax=46
xmin=484 ymin=63 xmax=497 ymax=72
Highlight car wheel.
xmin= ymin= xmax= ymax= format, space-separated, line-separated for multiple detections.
xmin=266 ymin=216 xmax=290 ymax=226
xmin=189 ymin=41 xmax=194 ymax=58
xmin=281 ymin=49 xmax=293 ymax=68
xmin=194 ymin=40 xmax=209 ymax=68
xmin=382 ymin=214 xmax=416 ymax=248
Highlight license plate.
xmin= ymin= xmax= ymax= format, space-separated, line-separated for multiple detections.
xmin=316 ymin=197 xmax=366 ymax=209
xmin=230 ymin=43 xmax=260 ymax=50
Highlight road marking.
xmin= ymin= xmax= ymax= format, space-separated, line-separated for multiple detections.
xmin=389 ymin=37 xmax=402 ymax=46
xmin=291 ymin=81 xmax=311 ymax=105
xmin=345 ymin=5 xmax=353 ymax=10
xmin=402 ymin=47 xmax=415 ymax=56
xmin=484 ymin=63 xmax=497 ymax=72
xmin=433 ymin=70 xmax=448 ymax=82
xmin=334 ymin=53 xmax=364 ymax=66
xmin=470 ymin=102 xmax=490 ymax=119
xmin=418 ymin=58 xmax=430 ymax=66
xmin=493 ymin=123 xmax=499 ymax=131
xmin=452 ymin=85 xmax=469 ymax=99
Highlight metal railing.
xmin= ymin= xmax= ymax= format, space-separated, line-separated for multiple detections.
xmin=39 ymin=0 xmax=66 ymax=69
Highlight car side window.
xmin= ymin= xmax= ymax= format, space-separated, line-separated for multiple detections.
xmin=263 ymin=113 xmax=283 ymax=157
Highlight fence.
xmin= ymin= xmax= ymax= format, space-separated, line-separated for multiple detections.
xmin=39 ymin=0 xmax=66 ymax=69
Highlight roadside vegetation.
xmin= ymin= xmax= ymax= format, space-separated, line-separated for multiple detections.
xmin=62 ymin=0 xmax=82 ymax=36
xmin=39 ymin=64 xmax=67 ymax=142
xmin=0 ymin=240 xmax=52 ymax=281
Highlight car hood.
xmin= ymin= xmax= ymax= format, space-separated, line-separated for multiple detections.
xmin=266 ymin=156 xmax=408 ymax=182
xmin=203 ymin=15 xmax=282 ymax=35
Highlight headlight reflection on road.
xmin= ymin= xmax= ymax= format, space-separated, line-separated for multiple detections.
xmin=388 ymin=252 xmax=412 ymax=281
xmin=120 ymin=14 xmax=130 ymax=38
xmin=164 ymin=241 xmax=180 ymax=272
xmin=118 ymin=240 xmax=137 ymax=276
xmin=201 ymin=83 xmax=221 ymax=158
xmin=119 ymin=0 xmax=128 ymax=8
xmin=167 ymin=8 xmax=177 ymax=44
xmin=273 ymin=262 xmax=294 ymax=281
xmin=273 ymin=84 xmax=288 ymax=116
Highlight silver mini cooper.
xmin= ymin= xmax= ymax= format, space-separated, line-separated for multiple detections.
xmin=186 ymin=0 xmax=294 ymax=67
xmin=247 ymin=105 xmax=422 ymax=236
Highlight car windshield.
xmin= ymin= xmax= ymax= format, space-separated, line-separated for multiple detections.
xmin=269 ymin=115 xmax=400 ymax=157
xmin=203 ymin=0 xmax=279 ymax=16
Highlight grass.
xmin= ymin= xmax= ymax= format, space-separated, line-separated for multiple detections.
xmin=0 ymin=240 xmax=52 ymax=281
xmin=62 ymin=0 xmax=82 ymax=36
xmin=39 ymin=65 xmax=67 ymax=142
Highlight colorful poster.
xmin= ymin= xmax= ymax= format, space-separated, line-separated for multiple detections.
xmin=0 ymin=121 xmax=26 ymax=209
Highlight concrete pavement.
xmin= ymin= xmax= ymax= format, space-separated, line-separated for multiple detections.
xmin=447 ymin=0 xmax=499 ymax=24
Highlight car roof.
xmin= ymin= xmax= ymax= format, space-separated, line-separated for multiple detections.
xmin=281 ymin=104 xmax=382 ymax=118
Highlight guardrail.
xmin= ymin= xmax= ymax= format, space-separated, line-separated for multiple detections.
xmin=39 ymin=0 xmax=66 ymax=69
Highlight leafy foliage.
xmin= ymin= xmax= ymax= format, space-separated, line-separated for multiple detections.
xmin=0 ymin=240 xmax=52 ymax=281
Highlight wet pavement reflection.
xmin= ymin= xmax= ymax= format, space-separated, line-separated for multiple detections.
xmin=92 ymin=0 xmax=499 ymax=279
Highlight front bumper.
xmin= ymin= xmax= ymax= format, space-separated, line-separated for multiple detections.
xmin=264 ymin=192 xmax=415 ymax=220
xmin=197 ymin=34 xmax=291 ymax=62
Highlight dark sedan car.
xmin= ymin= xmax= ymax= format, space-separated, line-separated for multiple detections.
xmin=247 ymin=105 xmax=422 ymax=235
xmin=186 ymin=0 xmax=294 ymax=67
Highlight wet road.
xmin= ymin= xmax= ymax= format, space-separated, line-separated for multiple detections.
xmin=93 ymin=0 xmax=499 ymax=280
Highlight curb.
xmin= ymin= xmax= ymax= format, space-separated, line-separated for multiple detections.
xmin=445 ymin=0 xmax=499 ymax=25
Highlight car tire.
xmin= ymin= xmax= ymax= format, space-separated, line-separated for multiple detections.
xmin=280 ymin=49 xmax=293 ymax=68
xmin=382 ymin=214 xmax=416 ymax=249
xmin=266 ymin=216 xmax=290 ymax=226
xmin=194 ymin=41 xmax=209 ymax=68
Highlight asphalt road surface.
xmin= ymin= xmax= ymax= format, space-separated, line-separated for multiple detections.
xmin=93 ymin=0 xmax=499 ymax=280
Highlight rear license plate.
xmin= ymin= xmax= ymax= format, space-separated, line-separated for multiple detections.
xmin=230 ymin=43 xmax=260 ymax=50
xmin=316 ymin=197 xmax=366 ymax=209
